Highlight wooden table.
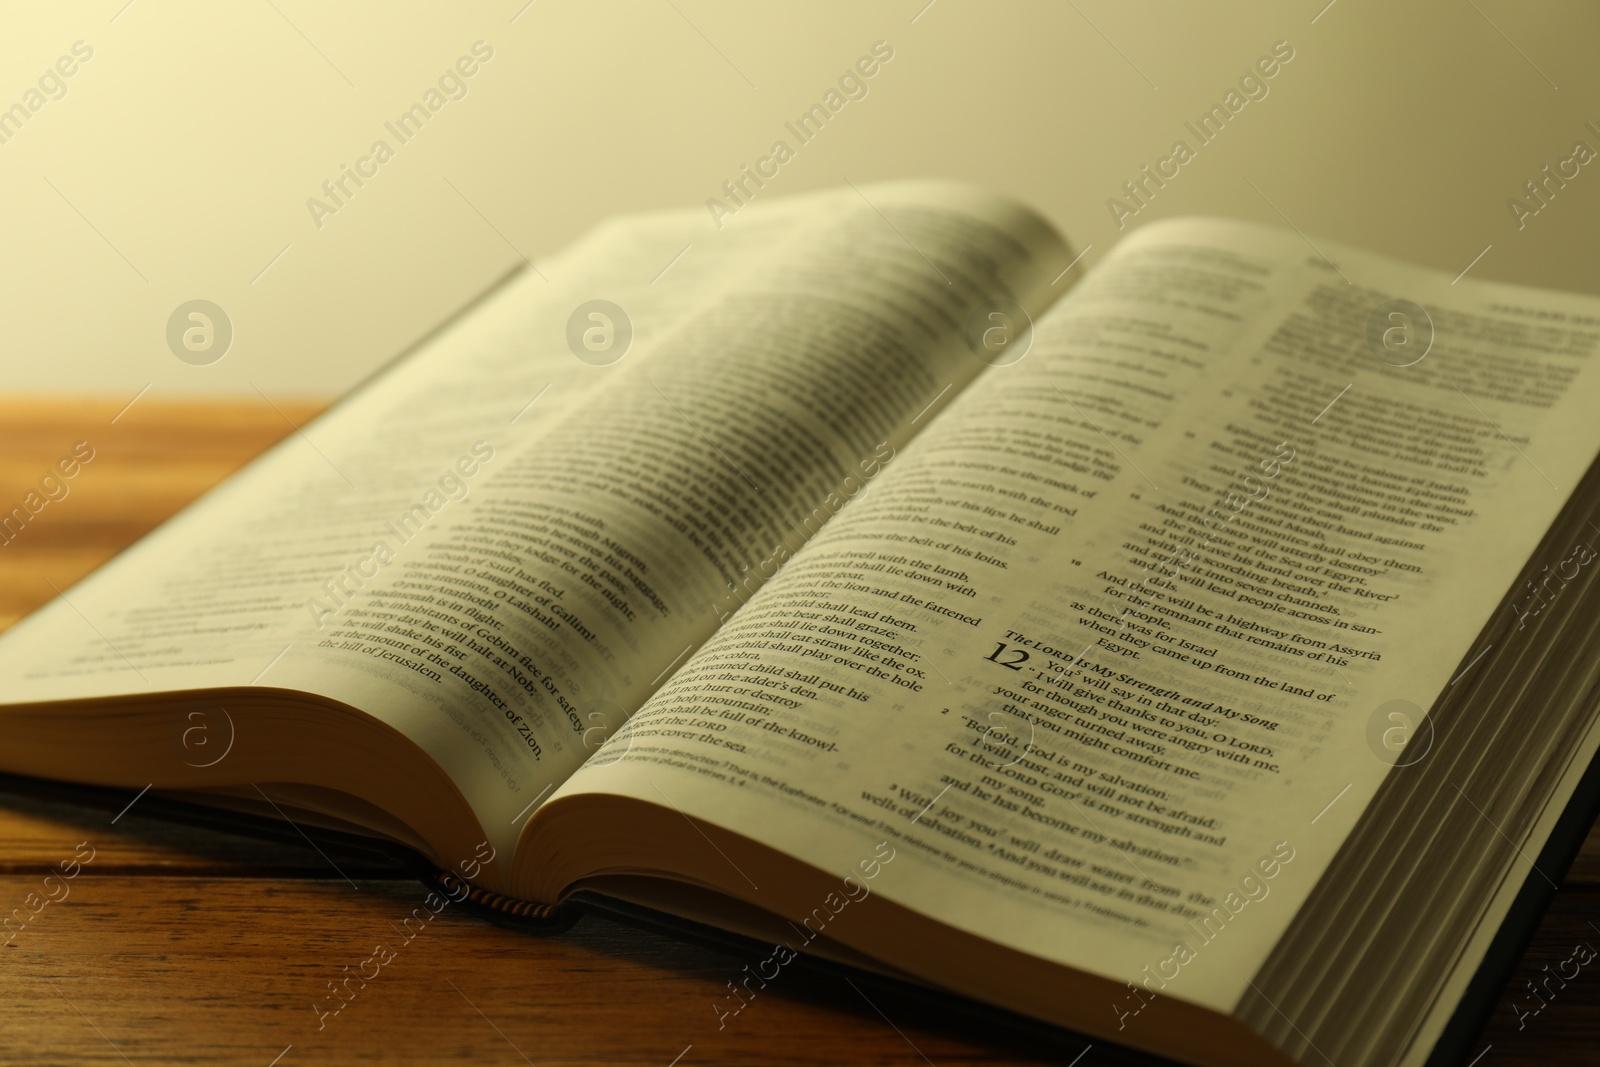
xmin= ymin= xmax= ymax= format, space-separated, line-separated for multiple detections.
xmin=0 ymin=397 xmax=1595 ymax=1066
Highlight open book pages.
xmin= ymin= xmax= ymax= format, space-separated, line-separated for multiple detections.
xmin=4 ymin=181 xmax=1599 ymax=1067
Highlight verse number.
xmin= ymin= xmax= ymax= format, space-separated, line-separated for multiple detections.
xmin=984 ymin=641 xmax=1029 ymax=670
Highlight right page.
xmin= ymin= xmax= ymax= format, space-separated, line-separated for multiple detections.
xmin=551 ymin=216 xmax=1600 ymax=1016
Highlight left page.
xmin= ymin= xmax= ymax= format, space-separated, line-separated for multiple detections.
xmin=0 ymin=182 xmax=1069 ymax=867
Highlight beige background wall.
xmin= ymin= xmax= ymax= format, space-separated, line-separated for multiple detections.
xmin=2 ymin=0 xmax=1597 ymax=398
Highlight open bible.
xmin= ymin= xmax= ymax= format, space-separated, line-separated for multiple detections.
xmin=5 ymin=181 xmax=1600 ymax=1067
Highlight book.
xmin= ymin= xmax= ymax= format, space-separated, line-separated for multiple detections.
xmin=3 ymin=179 xmax=1599 ymax=1067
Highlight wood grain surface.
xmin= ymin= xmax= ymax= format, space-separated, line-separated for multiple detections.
xmin=0 ymin=396 xmax=1595 ymax=1066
